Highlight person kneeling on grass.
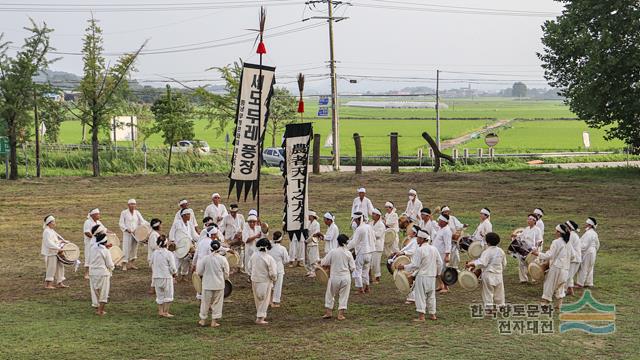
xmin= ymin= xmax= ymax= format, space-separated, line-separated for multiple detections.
xmin=151 ymin=235 xmax=178 ymax=318
xmin=398 ymin=228 xmax=442 ymax=322
xmin=321 ymin=234 xmax=356 ymax=321
xmin=196 ymin=240 xmax=229 ymax=328
xmin=466 ymin=232 xmax=506 ymax=312
xmin=89 ymin=231 xmax=115 ymax=316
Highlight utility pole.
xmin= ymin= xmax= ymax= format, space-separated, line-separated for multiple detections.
xmin=436 ymin=69 xmax=440 ymax=151
xmin=34 ymin=90 xmax=41 ymax=178
xmin=304 ymin=0 xmax=348 ymax=171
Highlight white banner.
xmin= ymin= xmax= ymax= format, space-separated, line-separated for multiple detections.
xmin=228 ymin=63 xmax=276 ymax=200
xmin=283 ymin=123 xmax=312 ymax=242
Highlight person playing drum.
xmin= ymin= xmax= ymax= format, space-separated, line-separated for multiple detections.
xmin=151 ymin=235 xmax=178 ymax=318
xmin=196 ymin=240 xmax=229 ymax=328
xmin=383 ymin=202 xmax=400 ymax=253
xmin=369 ymin=208 xmax=386 ymax=284
xmin=432 ymin=214 xmax=453 ymax=293
xmin=321 ymin=234 xmax=356 ymax=320
xmin=41 ymin=215 xmax=68 ymax=289
xmin=83 ymin=208 xmax=102 ymax=279
xmin=351 ymin=187 xmax=374 ymax=222
xmin=530 ymin=224 xmax=572 ymax=309
xmin=118 ymin=199 xmax=148 ymax=271
xmin=268 ymin=231 xmax=289 ymax=308
xmin=193 ymin=226 xmax=221 ymax=299
xmin=518 ymin=214 xmax=543 ymax=283
xmin=347 ymin=212 xmax=375 ymax=295
xmin=173 ymin=199 xmax=199 ymax=234
xmin=418 ymin=208 xmax=438 ymax=240
xmin=392 ymin=225 xmax=419 ymax=304
xmin=305 ymin=211 xmax=321 ymax=278
xmin=204 ymin=193 xmax=228 ymax=229
xmin=466 ymin=232 xmax=506 ymax=312
xmin=404 ymin=189 xmax=423 ymax=221
xmin=321 ymin=212 xmax=340 ymax=254
xmin=471 ymin=208 xmax=492 ymax=246
xmin=441 ymin=206 xmax=466 ymax=268
xmin=222 ymin=204 xmax=245 ymax=247
xmin=169 ymin=208 xmax=199 ymax=282
xmin=88 ymin=232 xmax=115 ymax=316
xmin=242 ymin=215 xmax=263 ymax=275
xmin=397 ymin=228 xmax=442 ymax=322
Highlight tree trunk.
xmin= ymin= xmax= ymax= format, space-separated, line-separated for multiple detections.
xmin=91 ymin=114 xmax=100 ymax=177
xmin=167 ymin=144 xmax=173 ymax=175
xmin=271 ymin=122 xmax=276 ymax=148
xmin=8 ymin=116 xmax=18 ymax=180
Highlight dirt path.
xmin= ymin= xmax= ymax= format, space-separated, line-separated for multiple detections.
xmin=441 ymin=118 xmax=513 ymax=149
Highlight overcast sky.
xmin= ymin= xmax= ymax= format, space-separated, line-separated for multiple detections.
xmin=0 ymin=0 xmax=565 ymax=92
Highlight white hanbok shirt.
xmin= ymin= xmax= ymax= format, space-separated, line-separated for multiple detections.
xmin=568 ymin=231 xmax=582 ymax=263
xmin=432 ymin=225 xmax=453 ymax=258
xmin=538 ymin=238 xmax=571 ymax=270
xmin=196 ymin=253 xmax=229 ymax=291
xmin=307 ymin=219 xmax=321 ymax=246
xmin=222 ymin=213 xmax=245 ymax=241
xmin=119 ymin=209 xmax=147 ymax=233
xmin=147 ymin=230 xmax=160 ymax=263
xmin=471 ymin=246 xmax=506 ymax=275
xmin=169 ymin=219 xmax=198 ymax=243
xmin=42 ymin=227 xmax=62 ymax=256
xmin=520 ymin=225 xmax=543 ymax=249
xmin=89 ymin=244 xmax=115 ymax=276
xmin=247 ymin=251 xmax=278 ymax=283
xmin=151 ymin=248 xmax=177 ymax=278
xmin=405 ymin=198 xmax=423 ymax=221
xmin=193 ymin=236 xmax=213 ymax=266
xmin=351 ymin=197 xmax=374 ymax=220
xmin=536 ymin=219 xmax=545 ymax=238
xmin=419 ymin=219 xmax=438 ymax=239
xmin=324 ymin=222 xmax=340 ymax=252
xmin=243 ymin=224 xmax=262 ymax=246
xmin=83 ymin=218 xmax=102 ymax=242
xmin=268 ymin=243 xmax=290 ymax=274
xmin=400 ymin=237 xmax=418 ymax=256
xmin=347 ymin=223 xmax=375 ymax=255
xmin=321 ymin=247 xmax=356 ymax=278
xmin=472 ymin=218 xmax=493 ymax=245
xmin=580 ymin=228 xmax=600 ymax=255
xmin=448 ymin=215 xmax=465 ymax=233
xmin=173 ymin=208 xmax=198 ymax=230
xmin=204 ymin=203 xmax=228 ymax=227
xmin=384 ymin=211 xmax=399 ymax=232
xmin=404 ymin=243 xmax=442 ymax=277
xmin=371 ymin=219 xmax=386 ymax=252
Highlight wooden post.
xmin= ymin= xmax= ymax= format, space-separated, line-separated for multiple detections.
xmin=489 ymin=147 xmax=495 ymax=161
xmin=452 ymin=148 xmax=458 ymax=160
xmin=353 ymin=133 xmax=362 ymax=174
xmin=34 ymin=90 xmax=41 ymax=178
xmin=390 ymin=132 xmax=399 ymax=174
xmin=463 ymin=148 xmax=469 ymax=159
xmin=313 ymin=133 xmax=321 ymax=174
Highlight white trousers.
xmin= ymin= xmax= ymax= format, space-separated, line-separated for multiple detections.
xmin=414 ymin=275 xmax=436 ymax=315
xmin=199 ymin=289 xmax=224 ymax=320
xmin=289 ymin=239 xmax=305 ymax=262
xmin=481 ymin=272 xmax=505 ymax=308
xmin=153 ymin=278 xmax=174 ymax=304
xmin=244 ymin=246 xmax=255 ymax=273
xmin=449 ymin=245 xmax=460 ymax=269
xmin=383 ymin=231 xmax=399 ymax=257
xmin=175 ymin=254 xmax=191 ymax=276
xmin=252 ymin=281 xmax=273 ymax=318
xmin=518 ymin=258 xmax=529 ymax=282
xmin=122 ymin=232 xmax=138 ymax=263
xmin=542 ymin=267 xmax=567 ymax=301
xmin=44 ymin=256 xmax=65 ymax=283
xmin=577 ymin=250 xmax=596 ymax=287
xmin=84 ymin=238 xmax=91 ymax=267
xmin=305 ymin=244 xmax=320 ymax=272
xmin=272 ymin=273 xmax=284 ymax=303
xmin=353 ymin=253 xmax=372 ymax=288
xmin=371 ymin=251 xmax=383 ymax=278
xmin=566 ymin=262 xmax=581 ymax=289
xmin=90 ymin=275 xmax=111 ymax=306
xmin=325 ymin=275 xmax=351 ymax=310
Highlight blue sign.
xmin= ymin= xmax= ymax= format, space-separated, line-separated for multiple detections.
xmin=318 ymin=96 xmax=329 ymax=106
xmin=317 ymin=107 xmax=329 ymax=117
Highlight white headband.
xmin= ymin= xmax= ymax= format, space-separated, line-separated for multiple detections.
xmin=180 ymin=208 xmax=190 ymax=216
xmin=372 ymin=208 xmax=382 ymax=216
xmin=528 ymin=215 xmax=537 ymax=221
xmin=555 ymin=224 xmax=566 ymax=234
xmin=417 ymin=229 xmax=430 ymax=239
xmin=408 ymin=189 xmax=417 ymax=195
xmin=441 ymin=206 xmax=450 ymax=213
xmin=480 ymin=208 xmax=491 ymax=216
xmin=248 ymin=209 xmax=258 ymax=217
xmin=211 ymin=193 xmax=220 ymax=199
xmin=384 ymin=201 xmax=394 ymax=208
xmin=323 ymin=212 xmax=334 ymax=221
xmin=438 ymin=215 xmax=449 ymax=223
xmin=309 ymin=211 xmax=318 ymax=218
xmin=128 ymin=199 xmax=137 ymax=205
xmin=247 ymin=215 xmax=258 ymax=222
xmin=179 ymin=199 xmax=188 ymax=206
xmin=44 ymin=215 xmax=55 ymax=227
xmin=273 ymin=234 xmax=283 ymax=242
xmin=534 ymin=208 xmax=543 ymax=216
xmin=357 ymin=187 xmax=366 ymax=193
xmin=206 ymin=227 xmax=218 ymax=237
xmin=586 ymin=218 xmax=596 ymax=227
xmin=87 ymin=208 xmax=100 ymax=219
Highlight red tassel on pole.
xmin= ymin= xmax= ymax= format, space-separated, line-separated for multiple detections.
xmin=256 ymin=41 xmax=266 ymax=54
xmin=297 ymin=99 xmax=305 ymax=113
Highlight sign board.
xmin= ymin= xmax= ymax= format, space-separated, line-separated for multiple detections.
xmin=318 ymin=96 xmax=329 ymax=106
xmin=110 ymin=116 xmax=137 ymax=141
xmin=582 ymin=131 xmax=591 ymax=149
xmin=317 ymin=107 xmax=329 ymax=117
xmin=0 ymin=136 xmax=8 ymax=155
xmin=484 ymin=132 xmax=499 ymax=147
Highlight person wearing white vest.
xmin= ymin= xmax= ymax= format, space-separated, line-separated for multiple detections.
xmin=398 ymin=228 xmax=442 ymax=321
xmin=321 ymin=212 xmax=339 ymax=255
xmin=196 ymin=240 xmax=229 ymax=327
xmin=83 ymin=208 xmax=102 ymax=279
xmin=173 ymin=199 xmax=199 ymax=234
xmin=404 ymin=189 xmax=423 ymax=221
xmin=347 ymin=212 xmax=375 ymax=294
xmin=351 ymin=187 xmax=373 ymax=221
xmin=305 ymin=211 xmax=322 ymax=277
xmin=204 ymin=193 xmax=228 ymax=228
xmin=321 ymin=234 xmax=356 ymax=320
xmin=564 ymin=220 xmax=582 ymax=295
xmin=517 ymin=214 xmax=543 ymax=283
xmin=383 ymin=202 xmax=400 ymax=254
xmin=467 ymin=232 xmax=506 ymax=310
xmin=247 ymin=238 xmax=278 ymax=325
xmin=533 ymin=208 xmax=545 ymax=250
xmin=531 ymin=224 xmax=572 ymax=308
xmin=268 ymin=231 xmax=289 ymax=307
xmin=441 ymin=206 xmax=466 ymax=268
xmin=370 ymin=208 xmax=386 ymax=283
xmin=151 ymin=235 xmax=177 ymax=318
xmin=118 ymin=199 xmax=148 ymax=271
xmin=576 ymin=217 xmax=600 ymax=288
xmin=41 ymin=215 xmax=67 ymax=289
xmin=242 ymin=215 xmax=262 ymax=275
xmin=88 ymin=232 xmax=114 ymax=315
xmin=169 ymin=208 xmax=199 ymax=281
xmin=432 ymin=214 xmax=453 ymax=293
xmin=222 ymin=204 xmax=245 ymax=245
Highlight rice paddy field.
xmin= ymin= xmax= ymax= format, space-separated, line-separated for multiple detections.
xmin=0 ymin=168 xmax=638 ymax=359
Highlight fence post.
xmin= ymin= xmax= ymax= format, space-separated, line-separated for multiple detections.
xmin=390 ymin=132 xmax=399 ymax=174
xmin=463 ymin=148 xmax=469 ymax=159
xmin=313 ymin=133 xmax=321 ymax=175
xmin=477 ymin=148 xmax=483 ymax=162
xmin=489 ymin=147 xmax=495 ymax=161
xmin=353 ymin=133 xmax=362 ymax=174
xmin=452 ymin=148 xmax=459 ymax=160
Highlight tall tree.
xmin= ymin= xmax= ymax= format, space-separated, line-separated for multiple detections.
xmin=151 ymin=85 xmax=193 ymax=175
xmin=512 ymin=82 xmax=528 ymax=98
xmin=38 ymin=93 xmax=66 ymax=143
xmin=267 ymin=87 xmax=297 ymax=147
xmin=72 ymin=17 xmax=145 ymax=176
xmin=539 ymin=0 xmax=640 ymax=153
xmin=0 ymin=20 xmax=56 ymax=179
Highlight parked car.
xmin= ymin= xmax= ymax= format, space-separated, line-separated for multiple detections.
xmin=262 ymin=147 xmax=285 ymax=171
xmin=172 ymin=140 xmax=210 ymax=154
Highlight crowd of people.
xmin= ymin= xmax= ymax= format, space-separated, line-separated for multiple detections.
xmin=41 ymin=188 xmax=600 ymax=325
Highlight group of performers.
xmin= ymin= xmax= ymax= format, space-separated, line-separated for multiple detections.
xmin=41 ymin=188 xmax=600 ymax=325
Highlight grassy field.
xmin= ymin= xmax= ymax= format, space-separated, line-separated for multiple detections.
xmin=1 ymin=168 xmax=638 ymax=359
xmin=462 ymin=120 xmax=626 ymax=152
